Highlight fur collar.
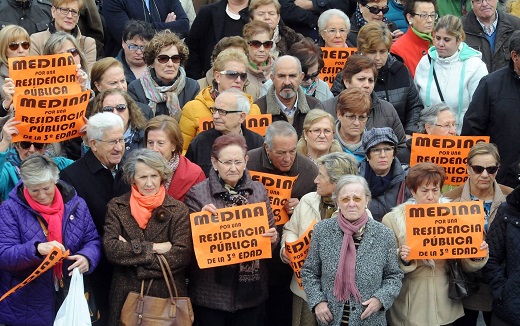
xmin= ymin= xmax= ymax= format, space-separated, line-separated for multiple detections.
xmin=265 ymin=86 xmax=312 ymax=116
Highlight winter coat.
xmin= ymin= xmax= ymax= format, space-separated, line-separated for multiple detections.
xmin=415 ymin=42 xmax=488 ymax=134
xmin=461 ymin=61 xmax=520 ymax=189
xmin=444 ymin=180 xmax=512 ymax=312
xmin=179 ymin=86 xmax=261 ymax=152
xmin=483 ymin=186 xmax=520 ymax=324
xmin=0 ymin=180 xmax=101 ymax=326
xmin=167 ymin=155 xmax=206 ymax=202
xmin=386 ymin=0 xmax=407 ymax=33
xmin=381 ymin=199 xmax=488 ymax=326
xmin=260 ymin=79 xmax=333 ymax=103
xmin=184 ymin=168 xmax=276 ymax=311
xmin=0 ymin=0 xmax=51 ymax=35
xmin=116 ymin=49 xmax=138 ymax=85
xmin=301 ymin=216 xmax=403 ymax=326
xmin=461 ymin=10 xmax=520 ymax=73
xmin=103 ymin=192 xmax=192 ymax=325
xmin=391 ymin=28 xmax=431 ymax=78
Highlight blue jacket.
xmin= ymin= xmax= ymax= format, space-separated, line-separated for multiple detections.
xmin=0 ymin=180 xmax=101 ymax=326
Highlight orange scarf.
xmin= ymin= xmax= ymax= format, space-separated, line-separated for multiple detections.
xmin=129 ymin=185 xmax=166 ymax=229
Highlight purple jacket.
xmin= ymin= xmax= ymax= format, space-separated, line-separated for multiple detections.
xmin=0 ymin=180 xmax=101 ymax=326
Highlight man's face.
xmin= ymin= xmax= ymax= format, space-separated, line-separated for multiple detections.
xmin=90 ymin=126 xmax=125 ymax=170
xmin=265 ymin=134 xmax=298 ymax=172
xmin=212 ymin=93 xmax=246 ymax=134
xmin=471 ymin=0 xmax=497 ymax=21
xmin=271 ymin=58 xmax=304 ymax=101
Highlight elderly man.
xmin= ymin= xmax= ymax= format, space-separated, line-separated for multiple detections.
xmin=247 ymin=120 xmax=318 ymax=326
xmin=60 ymin=112 xmax=130 ymax=326
xmin=254 ymin=55 xmax=321 ymax=138
xmin=186 ymin=89 xmax=264 ymax=176
xmin=462 ymin=0 xmax=520 ymax=72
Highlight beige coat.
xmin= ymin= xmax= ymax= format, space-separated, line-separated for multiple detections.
xmin=382 ymin=200 xmax=488 ymax=326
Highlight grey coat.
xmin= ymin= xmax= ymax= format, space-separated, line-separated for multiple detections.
xmin=301 ymin=217 xmax=403 ymax=326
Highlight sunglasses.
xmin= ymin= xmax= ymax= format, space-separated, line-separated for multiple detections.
xmin=248 ymin=40 xmax=274 ymax=49
xmin=365 ymin=4 xmax=390 ymax=14
xmin=304 ymin=71 xmax=320 ymax=81
xmin=218 ymin=70 xmax=248 ymax=81
xmin=102 ymin=104 xmax=127 ymax=113
xmin=18 ymin=141 xmax=45 ymax=150
xmin=9 ymin=41 xmax=30 ymax=51
xmin=470 ymin=164 xmax=499 ymax=174
xmin=67 ymin=48 xmax=79 ymax=57
xmin=156 ymin=54 xmax=183 ymax=64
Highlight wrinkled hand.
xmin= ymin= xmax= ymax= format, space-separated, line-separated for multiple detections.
xmin=37 ymin=240 xmax=66 ymax=256
xmin=284 ymin=198 xmax=299 ymax=215
xmin=67 ymin=255 xmax=90 ymax=275
xmin=1 ymin=117 xmax=20 ymax=145
xmin=392 ymin=29 xmax=404 ymax=42
xmin=76 ymin=64 xmax=88 ymax=91
xmin=315 ymin=301 xmax=333 ymax=325
xmin=399 ymin=244 xmax=411 ymax=263
xmin=480 ymin=241 xmax=488 ymax=251
xmin=361 ymin=297 xmax=382 ymax=320
xmin=202 ymin=204 xmax=218 ymax=216
xmin=165 ymin=12 xmax=176 ymax=22
xmin=280 ymin=247 xmax=290 ymax=264
xmin=2 ymin=77 xmax=15 ymax=108
xmin=153 ymin=242 xmax=172 ymax=254
xmin=262 ymin=227 xmax=278 ymax=244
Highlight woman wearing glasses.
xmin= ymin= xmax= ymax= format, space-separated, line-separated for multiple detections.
xmin=444 ymin=142 xmax=512 ymax=326
xmin=415 ymin=15 xmax=488 ymax=135
xmin=30 ymin=0 xmax=96 ymax=73
xmin=180 ymin=49 xmax=261 ymax=152
xmin=128 ymin=30 xmax=200 ymax=121
xmin=318 ymin=9 xmax=352 ymax=48
xmin=296 ymin=109 xmax=341 ymax=164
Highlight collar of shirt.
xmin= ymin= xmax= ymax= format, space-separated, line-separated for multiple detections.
xmin=275 ymin=90 xmax=299 ymax=117
xmin=476 ymin=10 xmax=498 ymax=36
xmin=100 ymin=162 xmax=119 ymax=178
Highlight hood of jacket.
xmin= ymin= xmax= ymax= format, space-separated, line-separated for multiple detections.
xmin=428 ymin=42 xmax=482 ymax=61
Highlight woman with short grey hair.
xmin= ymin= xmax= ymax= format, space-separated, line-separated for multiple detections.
xmin=318 ymin=9 xmax=351 ymax=47
xmin=122 ymin=148 xmax=173 ymax=185
xmin=417 ymin=103 xmax=457 ymax=135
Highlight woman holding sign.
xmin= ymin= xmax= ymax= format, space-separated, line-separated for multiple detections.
xmin=381 ymin=162 xmax=489 ymax=326
xmin=184 ymin=134 xmax=277 ymax=325
xmin=103 ymin=148 xmax=192 ymax=325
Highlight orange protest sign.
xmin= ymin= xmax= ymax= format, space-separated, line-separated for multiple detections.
xmin=0 ymin=246 xmax=69 ymax=302
xmin=249 ymin=171 xmax=298 ymax=225
xmin=190 ymin=202 xmax=272 ymax=269
xmin=12 ymin=90 xmax=90 ymax=143
xmin=405 ymin=202 xmax=486 ymax=260
xmin=410 ymin=134 xmax=489 ymax=185
xmin=285 ymin=220 xmax=316 ymax=289
xmin=197 ymin=114 xmax=272 ymax=136
xmin=320 ymin=47 xmax=357 ymax=88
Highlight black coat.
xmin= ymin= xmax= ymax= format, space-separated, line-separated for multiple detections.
xmin=0 ymin=0 xmax=51 ymax=34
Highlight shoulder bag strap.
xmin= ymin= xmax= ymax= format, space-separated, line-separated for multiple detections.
xmin=428 ymin=54 xmax=445 ymax=102
xmin=36 ymin=215 xmax=48 ymax=238
xmin=158 ymin=254 xmax=180 ymax=297
xmin=156 ymin=254 xmax=177 ymax=300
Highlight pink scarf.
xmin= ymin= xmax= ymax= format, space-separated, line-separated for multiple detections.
xmin=333 ymin=210 xmax=369 ymax=302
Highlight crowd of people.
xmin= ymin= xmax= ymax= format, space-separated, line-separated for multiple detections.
xmin=0 ymin=0 xmax=519 ymax=324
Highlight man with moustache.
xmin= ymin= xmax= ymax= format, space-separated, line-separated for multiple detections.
xmin=254 ymin=55 xmax=321 ymax=138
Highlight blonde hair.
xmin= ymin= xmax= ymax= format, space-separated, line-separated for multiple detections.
xmin=52 ymin=0 xmax=84 ymax=11
xmin=0 ymin=25 xmax=30 ymax=65
xmin=249 ymin=0 xmax=281 ymax=15
xmin=358 ymin=21 xmax=393 ymax=54
xmin=435 ymin=14 xmax=465 ymax=42
xmin=213 ymin=49 xmax=248 ymax=72
xmin=296 ymin=109 xmax=341 ymax=155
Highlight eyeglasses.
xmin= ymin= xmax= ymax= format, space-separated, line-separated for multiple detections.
xmin=471 ymin=0 xmax=494 ymax=4
xmin=365 ymin=4 xmax=390 ymax=14
xmin=18 ymin=141 xmax=45 ymax=150
xmin=308 ymin=128 xmax=333 ymax=136
xmin=434 ymin=123 xmax=458 ymax=130
xmin=67 ymin=48 xmax=79 ymax=57
xmin=303 ymin=71 xmax=320 ymax=81
xmin=156 ymin=54 xmax=183 ymax=64
xmin=125 ymin=41 xmax=145 ymax=52
xmin=210 ymin=107 xmax=242 ymax=116
xmin=218 ymin=70 xmax=248 ymax=81
xmin=217 ymin=159 xmax=246 ymax=167
xmin=55 ymin=6 xmax=80 ymax=17
xmin=411 ymin=12 xmax=438 ymax=20
xmin=322 ymin=28 xmax=349 ymax=36
xmin=340 ymin=196 xmax=365 ymax=203
xmin=343 ymin=114 xmax=369 ymax=122
xmin=470 ymin=164 xmax=499 ymax=174
xmin=96 ymin=138 xmax=125 ymax=146
xmin=9 ymin=41 xmax=30 ymax=51
xmin=101 ymin=104 xmax=127 ymax=113
xmin=248 ymin=40 xmax=274 ymax=49
xmin=370 ymin=147 xmax=394 ymax=155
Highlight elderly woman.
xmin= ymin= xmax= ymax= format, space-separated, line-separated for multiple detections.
xmin=296 ymin=109 xmax=342 ymax=164
xmin=415 ymin=15 xmax=488 ymax=134
xmin=382 ymin=162 xmax=489 ymax=326
xmin=128 ymin=30 xmax=200 ymax=120
xmin=347 ymin=0 xmax=401 ymax=46
xmin=301 ymin=175 xmax=403 ymax=326
xmin=359 ymin=127 xmax=410 ymax=222
xmin=103 ymin=148 xmax=192 ymax=326
xmin=184 ymin=134 xmax=278 ymax=325
xmin=282 ymin=152 xmax=358 ymax=326
xmin=145 ymin=115 xmax=205 ymax=201
xmin=318 ymin=9 xmax=352 ymax=47
xmin=180 ymin=49 xmax=261 ymax=151
xmin=0 ymin=154 xmax=101 ymax=325
xmin=30 ymin=0 xmax=96 ymax=73
xmin=444 ymin=142 xmax=512 ymax=326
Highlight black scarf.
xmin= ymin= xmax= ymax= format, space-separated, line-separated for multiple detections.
xmin=365 ymin=161 xmax=395 ymax=198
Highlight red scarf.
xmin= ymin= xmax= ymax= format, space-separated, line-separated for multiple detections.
xmin=129 ymin=185 xmax=166 ymax=229
xmin=24 ymin=185 xmax=64 ymax=282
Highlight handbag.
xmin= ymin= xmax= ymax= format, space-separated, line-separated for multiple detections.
xmin=120 ymin=254 xmax=194 ymax=326
xmin=447 ymin=259 xmax=480 ymax=300
xmin=54 ymin=268 xmax=91 ymax=326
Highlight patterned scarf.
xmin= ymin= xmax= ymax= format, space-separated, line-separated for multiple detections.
xmin=139 ymin=66 xmax=186 ymax=120
xmin=164 ymin=153 xmax=180 ymax=190
xmin=354 ymin=6 xmax=390 ymax=28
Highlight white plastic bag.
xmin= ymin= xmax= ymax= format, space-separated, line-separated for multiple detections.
xmin=54 ymin=267 xmax=91 ymax=326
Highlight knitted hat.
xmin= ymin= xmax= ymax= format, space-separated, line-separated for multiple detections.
xmin=362 ymin=127 xmax=398 ymax=151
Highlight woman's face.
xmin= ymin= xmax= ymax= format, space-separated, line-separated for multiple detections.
xmin=55 ymin=40 xmax=81 ymax=66
xmin=434 ymin=28 xmax=461 ymax=58
xmin=467 ymin=154 xmax=499 ymax=193
xmin=359 ymin=0 xmax=388 ymax=23
xmin=320 ymin=15 xmax=349 ymax=48
xmin=305 ymin=117 xmax=334 ymax=155
xmin=407 ymin=2 xmax=436 ymax=34
xmin=247 ymin=32 xmax=272 ymax=66
xmin=146 ymin=129 xmax=176 ymax=161
xmin=425 ymin=110 xmax=457 ymax=136
xmin=214 ymin=60 xmax=248 ymax=92
xmin=25 ymin=181 xmax=56 ymax=206
xmin=102 ymin=94 xmax=130 ymax=130
xmin=51 ymin=1 xmax=80 ymax=32
xmin=411 ymin=180 xmax=441 ymax=204
xmin=314 ymin=164 xmax=336 ymax=197
xmin=337 ymin=110 xmax=369 ymax=141
xmin=16 ymin=142 xmax=46 ymax=160
xmin=301 ymin=62 xmax=320 ymax=88
xmin=363 ymin=43 xmax=389 ymax=70
xmin=152 ymin=45 xmax=181 ymax=84
xmin=133 ymin=162 xmax=162 ymax=196
xmin=95 ymin=66 xmax=127 ymax=92
xmin=367 ymin=143 xmax=395 ymax=176
xmin=211 ymin=144 xmax=248 ymax=188
xmin=252 ymin=4 xmax=280 ymax=30
xmin=344 ymin=68 xmax=375 ymax=94
xmin=337 ymin=182 xmax=369 ymax=222
xmin=6 ymin=38 xmax=30 ymax=58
